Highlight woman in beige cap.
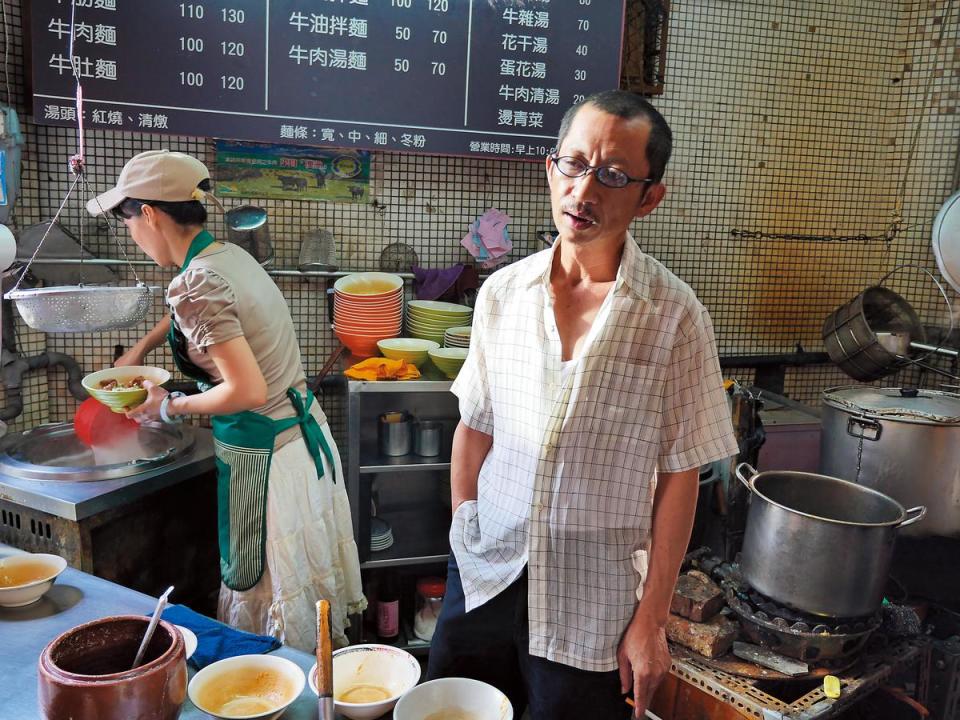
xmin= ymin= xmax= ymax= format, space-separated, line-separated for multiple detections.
xmin=88 ymin=149 xmax=365 ymax=650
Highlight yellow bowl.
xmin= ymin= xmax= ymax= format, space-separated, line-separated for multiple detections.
xmin=82 ymin=366 xmax=171 ymax=413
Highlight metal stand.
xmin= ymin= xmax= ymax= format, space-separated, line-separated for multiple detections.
xmin=655 ymin=639 xmax=927 ymax=720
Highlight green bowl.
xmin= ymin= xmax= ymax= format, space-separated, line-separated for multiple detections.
xmin=82 ymin=366 xmax=171 ymax=413
xmin=378 ymin=338 xmax=440 ymax=368
xmin=428 ymin=348 xmax=468 ymax=378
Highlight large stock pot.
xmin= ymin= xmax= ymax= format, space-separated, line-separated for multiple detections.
xmin=820 ymin=385 xmax=960 ymax=537
xmin=736 ymin=463 xmax=925 ymax=618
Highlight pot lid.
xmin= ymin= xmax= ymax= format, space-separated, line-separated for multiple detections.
xmin=822 ymin=386 xmax=960 ymax=424
xmin=0 ymin=422 xmax=194 ymax=481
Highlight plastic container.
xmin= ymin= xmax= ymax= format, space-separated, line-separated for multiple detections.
xmin=413 ymin=577 xmax=445 ymax=642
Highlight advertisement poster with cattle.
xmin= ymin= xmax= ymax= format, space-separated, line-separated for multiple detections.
xmin=213 ymin=141 xmax=371 ymax=202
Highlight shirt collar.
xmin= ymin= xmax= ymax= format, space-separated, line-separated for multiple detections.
xmin=520 ymin=231 xmax=651 ymax=301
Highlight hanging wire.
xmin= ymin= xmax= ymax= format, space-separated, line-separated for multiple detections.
xmin=8 ymin=173 xmax=82 ymax=293
xmin=8 ymin=0 xmax=144 ymax=290
xmin=0 ymin=0 xmax=11 ymax=107
xmin=78 ymin=173 xmax=143 ymax=286
xmin=892 ymin=0 xmax=958 ymax=227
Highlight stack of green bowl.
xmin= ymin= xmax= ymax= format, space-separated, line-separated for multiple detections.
xmin=406 ymin=301 xmax=473 ymax=345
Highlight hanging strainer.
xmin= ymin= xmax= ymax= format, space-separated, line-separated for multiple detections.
xmin=2 ymin=13 xmax=156 ymax=335
xmin=5 ymin=284 xmax=153 ymax=333
xmin=3 ymin=172 xmax=156 ymax=333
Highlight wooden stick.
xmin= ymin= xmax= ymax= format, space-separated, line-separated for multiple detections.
xmin=316 ymin=600 xmax=334 ymax=718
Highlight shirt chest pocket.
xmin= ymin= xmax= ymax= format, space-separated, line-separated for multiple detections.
xmin=567 ymin=360 xmax=664 ymax=461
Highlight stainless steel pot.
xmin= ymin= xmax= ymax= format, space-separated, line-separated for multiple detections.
xmin=736 ymin=463 xmax=925 ymax=618
xmin=820 ymin=386 xmax=960 ymax=537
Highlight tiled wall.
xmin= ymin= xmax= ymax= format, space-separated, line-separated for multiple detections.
xmin=0 ymin=1 xmax=958 ymax=445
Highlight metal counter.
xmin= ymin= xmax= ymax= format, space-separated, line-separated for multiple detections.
xmin=0 ymin=427 xmax=215 ymax=521
xmin=0 ymin=543 xmax=322 ymax=720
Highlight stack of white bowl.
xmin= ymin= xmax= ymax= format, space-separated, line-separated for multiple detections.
xmin=406 ymin=301 xmax=473 ymax=345
xmin=333 ymin=273 xmax=404 ymax=357
xmin=443 ymin=326 xmax=471 ymax=348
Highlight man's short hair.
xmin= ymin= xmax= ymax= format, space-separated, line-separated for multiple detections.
xmin=555 ymin=90 xmax=673 ymax=184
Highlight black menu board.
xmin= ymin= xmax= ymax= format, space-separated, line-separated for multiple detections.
xmin=30 ymin=1 xmax=626 ymax=160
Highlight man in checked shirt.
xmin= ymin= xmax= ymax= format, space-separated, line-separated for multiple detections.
xmin=426 ymin=90 xmax=738 ymax=719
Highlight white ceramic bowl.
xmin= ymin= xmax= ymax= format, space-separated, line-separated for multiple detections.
xmin=0 ymin=553 xmax=68 ymax=607
xmin=188 ymin=654 xmax=305 ymax=720
xmin=393 ymin=677 xmax=513 ymax=720
xmin=175 ymin=625 xmax=198 ymax=661
xmin=308 ymin=644 xmax=420 ymax=720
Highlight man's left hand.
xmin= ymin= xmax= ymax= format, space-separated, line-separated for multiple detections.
xmin=617 ymin=612 xmax=671 ymax=718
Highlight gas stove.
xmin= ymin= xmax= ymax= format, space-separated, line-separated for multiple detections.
xmin=725 ymin=585 xmax=881 ymax=665
xmin=687 ymin=550 xmax=882 ymax=666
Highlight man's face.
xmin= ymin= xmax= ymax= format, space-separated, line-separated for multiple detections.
xmin=546 ymin=104 xmax=665 ymax=248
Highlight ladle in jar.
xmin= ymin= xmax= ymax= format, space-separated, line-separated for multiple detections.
xmin=132 ymin=585 xmax=174 ymax=670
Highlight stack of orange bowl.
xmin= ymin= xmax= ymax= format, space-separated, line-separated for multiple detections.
xmin=333 ymin=272 xmax=404 ymax=357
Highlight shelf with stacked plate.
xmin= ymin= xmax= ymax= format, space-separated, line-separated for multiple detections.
xmin=336 ymin=273 xmax=474 ymax=648
xmin=345 ymin=375 xmax=460 ymax=648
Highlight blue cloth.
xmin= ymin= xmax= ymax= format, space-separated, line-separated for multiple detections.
xmin=155 ymin=603 xmax=281 ymax=670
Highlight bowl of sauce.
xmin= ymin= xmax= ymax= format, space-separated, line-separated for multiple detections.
xmin=0 ymin=552 xmax=67 ymax=607
xmin=188 ymin=654 xmax=305 ymax=720
xmin=394 ymin=678 xmax=513 ymax=720
xmin=308 ymin=643 xmax=421 ymax=720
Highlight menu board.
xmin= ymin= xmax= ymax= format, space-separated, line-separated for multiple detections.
xmin=30 ymin=1 xmax=626 ymax=160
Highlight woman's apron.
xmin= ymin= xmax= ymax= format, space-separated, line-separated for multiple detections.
xmin=169 ymin=230 xmax=337 ymax=591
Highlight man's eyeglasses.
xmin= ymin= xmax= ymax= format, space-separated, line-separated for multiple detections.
xmin=549 ymin=154 xmax=653 ymax=190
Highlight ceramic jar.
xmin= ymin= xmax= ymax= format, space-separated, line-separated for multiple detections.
xmin=38 ymin=615 xmax=187 ymax=720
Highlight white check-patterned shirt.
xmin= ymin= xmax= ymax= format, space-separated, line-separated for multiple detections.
xmin=450 ymin=233 xmax=738 ymax=672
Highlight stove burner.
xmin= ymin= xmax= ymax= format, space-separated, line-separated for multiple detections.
xmin=726 ymin=587 xmax=881 ymax=664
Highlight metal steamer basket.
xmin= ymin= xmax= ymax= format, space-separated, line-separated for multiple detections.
xmin=822 ymin=265 xmax=957 ymax=382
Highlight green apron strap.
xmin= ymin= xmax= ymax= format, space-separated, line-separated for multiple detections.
xmin=166 ymin=229 xmax=219 ymax=383
xmin=274 ymin=389 xmax=337 ymax=483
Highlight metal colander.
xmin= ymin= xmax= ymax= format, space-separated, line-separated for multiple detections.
xmin=5 ymin=284 xmax=155 ymax=333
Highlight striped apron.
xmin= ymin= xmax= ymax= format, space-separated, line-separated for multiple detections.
xmin=169 ymin=230 xmax=336 ymax=591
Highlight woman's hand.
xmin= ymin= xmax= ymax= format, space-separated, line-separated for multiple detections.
xmin=114 ymin=346 xmax=146 ymax=367
xmin=125 ymin=380 xmax=168 ymax=423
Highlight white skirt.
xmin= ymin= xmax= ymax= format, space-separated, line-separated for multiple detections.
xmin=217 ymin=423 xmax=366 ymax=651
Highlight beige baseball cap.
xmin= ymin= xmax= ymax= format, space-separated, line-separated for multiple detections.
xmin=86 ymin=149 xmax=210 ymax=215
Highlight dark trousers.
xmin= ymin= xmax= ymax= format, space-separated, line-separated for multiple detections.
xmin=427 ymin=556 xmax=631 ymax=720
